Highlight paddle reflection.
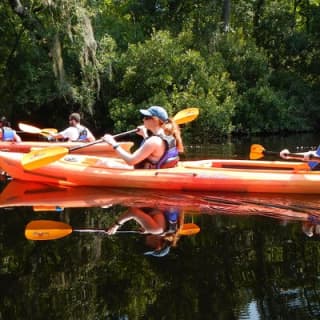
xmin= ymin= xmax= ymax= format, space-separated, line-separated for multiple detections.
xmin=25 ymin=205 xmax=200 ymax=257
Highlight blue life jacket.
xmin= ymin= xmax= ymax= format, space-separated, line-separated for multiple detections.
xmin=76 ymin=126 xmax=89 ymax=142
xmin=156 ymin=134 xmax=179 ymax=169
xmin=135 ymin=134 xmax=179 ymax=169
xmin=1 ymin=128 xmax=15 ymax=141
xmin=164 ymin=207 xmax=180 ymax=233
xmin=308 ymin=146 xmax=320 ymax=170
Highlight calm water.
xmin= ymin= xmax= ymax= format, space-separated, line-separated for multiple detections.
xmin=1 ymin=133 xmax=320 ymax=320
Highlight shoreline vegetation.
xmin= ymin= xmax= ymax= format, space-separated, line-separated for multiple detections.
xmin=1 ymin=1 xmax=320 ymax=144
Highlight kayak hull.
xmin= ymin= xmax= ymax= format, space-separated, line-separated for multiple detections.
xmin=0 ymin=151 xmax=319 ymax=194
xmin=0 ymin=141 xmax=133 ymax=155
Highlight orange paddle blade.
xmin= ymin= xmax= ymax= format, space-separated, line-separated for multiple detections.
xmin=33 ymin=206 xmax=64 ymax=212
xmin=179 ymin=223 xmax=200 ymax=236
xmin=249 ymin=144 xmax=265 ymax=160
xmin=21 ymin=146 xmax=69 ymax=170
xmin=173 ymin=108 xmax=199 ymax=125
xmin=25 ymin=220 xmax=72 ymax=241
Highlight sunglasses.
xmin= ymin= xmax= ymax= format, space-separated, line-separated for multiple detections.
xmin=143 ymin=116 xmax=153 ymax=120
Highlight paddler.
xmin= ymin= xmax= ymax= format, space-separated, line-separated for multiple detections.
xmin=280 ymin=147 xmax=320 ymax=170
xmin=103 ymin=106 xmax=184 ymax=169
xmin=48 ymin=112 xmax=96 ymax=142
xmin=107 ymin=206 xmax=182 ymax=257
xmin=0 ymin=116 xmax=22 ymax=142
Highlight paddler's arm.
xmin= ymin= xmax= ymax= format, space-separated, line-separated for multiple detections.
xmin=106 ymin=207 xmax=165 ymax=235
xmin=280 ymin=148 xmax=317 ymax=161
xmin=103 ymin=132 xmax=157 ymax=165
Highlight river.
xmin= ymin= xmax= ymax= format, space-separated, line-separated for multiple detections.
xmin=0 ymin=133 xmax=320 ymax=320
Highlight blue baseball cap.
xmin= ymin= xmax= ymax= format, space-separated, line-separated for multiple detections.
xmin=144 ymin=244 xmax=171 ymax=258
xmin=140 ymin=106 xmax=169 ymax=123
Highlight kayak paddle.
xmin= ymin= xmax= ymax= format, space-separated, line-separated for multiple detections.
xmin=25 ymin=220 xmax=201 ymax=240
xmin=21 ymin=128 xmax=138 ymax=170
xmin=18 ymin=123 xmax=58 ymax=137
xmin=21 ymin=107 xmax=199 ymax=170
xmin=173 ymin=107 xmax=199 ymax=125
xmin=249 ymin=144 xmax=320 ymax=162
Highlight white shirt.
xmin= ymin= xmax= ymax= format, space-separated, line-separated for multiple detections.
xmin=58 ymin=124 xmax=95 ymax=141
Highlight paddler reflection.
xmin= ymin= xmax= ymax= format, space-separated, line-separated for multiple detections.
xmin=107 ymin=207 xmax=186 ymax=257
xmin=302 ymin=218 xmax=320 ymax=238
xmin=24 ymin=207 xmax=200 ymax=257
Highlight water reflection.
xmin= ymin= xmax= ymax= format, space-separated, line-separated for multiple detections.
xmin=25 ymin=207 xmax=200 ymax=258
xmin=1 ymin=179 xmax=320 ymax=318
xmin=2 ymin=180 xmax=320 ymax=243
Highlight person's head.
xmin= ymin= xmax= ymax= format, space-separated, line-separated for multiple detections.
xmin=144 ymin=235 xmax=171 ymax=258
xmin=139 ymin=106 xmax=184 ymax=152
xmin=0 ymin=116 xmax=10 ymax=128
xmin=69 ymin=113 xmax=81 ymax=125
xmin=140 ymin=106 xmax=169 ymax=131
xmin=302 ymin=222 xmax=314 ymax=237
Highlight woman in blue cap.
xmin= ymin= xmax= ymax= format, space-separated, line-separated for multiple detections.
xmin=103 ymin=106 xmax=184 ymax=169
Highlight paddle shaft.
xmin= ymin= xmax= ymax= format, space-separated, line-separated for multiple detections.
xmin=264 ymin=149 xmax=320 ymax=162
xmin=73 ymin=228 xmax=143 ymax=234
xmin=69 ymin=128 xmax=138 ymax=152
xmin=281 ymin=152 xmax=320 ymax=162
xmin=261 ymin=150 xmax=280 ymax=157
xmin=250 ymin=144 xmax=320 ymax=163
xmin=25 ymin=220 xmax=200 ymax=240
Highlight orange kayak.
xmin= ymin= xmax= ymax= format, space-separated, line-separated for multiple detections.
xmin=0 ymin=151 xmax=319 ymax=194
xmin=1 ymin=180 xmax=319 ymax=224
xmin=0 ymin=141 xmax=133 ymax=155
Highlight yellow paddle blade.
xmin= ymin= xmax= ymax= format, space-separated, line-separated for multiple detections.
xmin=39 ymin=128 xmax=58 ymax=137
xmin=178 ymin=223 xmax=200 ymax=236
xmin=18 ymin=123 xmax=42 ymax=134
xmin=249 ymin=144 xmax=265 ymax=160
xmin=18 ymin=123 xmax=57 ymax=137
xmin=173 ymin=108 xmax=199 ymax=125
xmin=25 ymin=220 xmax=72 ymax=241
xmin=21 ymin=146 xmax=69 ymax=170
xmin=41 ymin=128 xmax=58 ymax=134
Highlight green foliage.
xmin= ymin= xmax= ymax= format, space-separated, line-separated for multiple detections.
xmin=2 ymin=0 xmax=320 ymax=139
xmin=108 ymin=30 xmax=236 ymax=142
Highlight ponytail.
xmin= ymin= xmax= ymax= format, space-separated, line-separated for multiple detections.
xmin=163 ymin=118 xmax=184 ymax=153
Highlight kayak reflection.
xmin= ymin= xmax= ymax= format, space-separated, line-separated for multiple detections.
xmin=3 ymin=180 xmax=320 ymax=240
xmin=2 ymin=180 xmax=320 ymax=214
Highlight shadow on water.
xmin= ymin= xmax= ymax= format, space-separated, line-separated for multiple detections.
xmin=1 ymin=133 xmax=320 ymax=319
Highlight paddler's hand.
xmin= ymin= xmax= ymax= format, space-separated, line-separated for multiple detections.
xmin=303 ymin=151 xmax=315 ymax=161
xmin=103 ymin=134 xmax=117 ymax=146
xmin=136 ymin=125 xmax=148 ymax=138
xmin=106 ymin=221 xmax=122 ymax=235
xmin=279 ymin=149 xmax=290 ymax=159
xmin=47 ymin=135 xmax=55 ymax=142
